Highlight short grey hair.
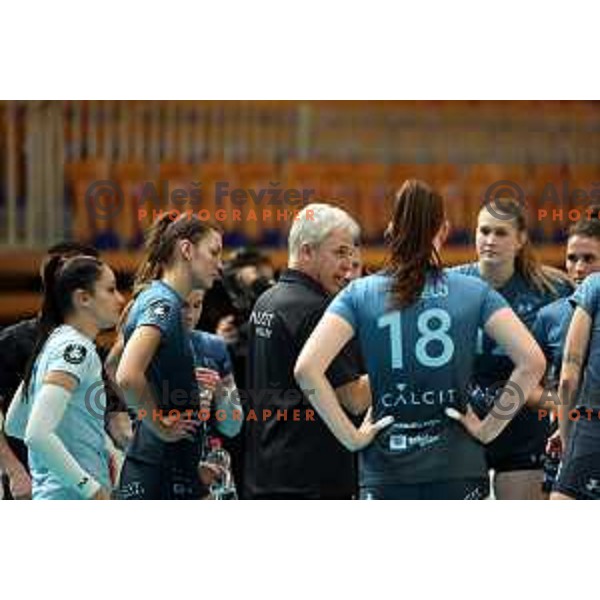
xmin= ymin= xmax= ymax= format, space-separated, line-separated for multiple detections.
xmin=288 ymin=203 xmax=360 ymax=261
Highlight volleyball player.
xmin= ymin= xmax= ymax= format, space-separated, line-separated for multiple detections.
xmin=4 ymin=255 xmax=123 ymax=499
xmin=294 ymin=180 xmax=546 ymax=500
xmin=454 ymin=198 xmax=572 ymax=499
xmin=115 ymin=213 xmax=223 ymax=499
xmin=183 ymin=289 xmax=242 ymax=438
xmin=0 ymin=242 xmax=100 ymax=500
xmin=183 ymin=289 xmax=242 ymax=497
xmin=552 ymin=270 xmax=600 ymax=499
xmin=533 ymin=212 xmax=600 ymax=493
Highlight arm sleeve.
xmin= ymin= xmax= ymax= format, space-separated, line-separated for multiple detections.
xmin=24 ymin=383 xmax=101 ymax=499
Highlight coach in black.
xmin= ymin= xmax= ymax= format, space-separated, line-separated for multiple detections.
xmin=243 ymin=203 xmax=370 ymax=499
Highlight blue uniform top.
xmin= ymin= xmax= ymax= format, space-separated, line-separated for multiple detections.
xmin=27 ymin=325 xmax=110 ymax=499
xmin=190 ymin=331 xmax=233 ymax=377
xmin=123 ymin=280 xmax=200 ymax=466
xmin=532 ymin=297 xmax=574 ymax=387
xmin=327 ymin=269 xmax=508 ymax=486
xmin=570 ymin=273 xmax=600 ymax=409
xmin=453 ymin=263 xmax=572 ymax=412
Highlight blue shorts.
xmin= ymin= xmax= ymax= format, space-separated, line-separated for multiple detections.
xmin=554 ymin=415 xmax=600 ymax=500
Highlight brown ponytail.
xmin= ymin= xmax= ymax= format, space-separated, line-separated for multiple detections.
xmin=386 ymin=180 xmax=445 ymax=309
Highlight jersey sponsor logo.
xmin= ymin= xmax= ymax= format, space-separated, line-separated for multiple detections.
xmin=380 ymin=383 xmax=459 ymax=408
xmin=386 ymin=420 xmax=443 ymax=452
xmin=384 ymin=419 xmax=443 ymax=452
xmin=147 ymin=300 xmax=171 ymax=321
xmin=64 ymin=343 xmax=87 ymax=365
xmin=77 ymin=476 xmax=89 ymax=488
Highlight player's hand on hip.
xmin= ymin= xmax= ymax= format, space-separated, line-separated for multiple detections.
xmin=352 ymin=407 xmax=394 ymax=451
xmin=446 ymin=405 xmax=493 ymax=444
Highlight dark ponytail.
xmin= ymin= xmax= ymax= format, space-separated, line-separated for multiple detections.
xmin=22 ymin=255 xmax=104 ymax=399
xmin=385 ymin=180 xmax=445 ymax=309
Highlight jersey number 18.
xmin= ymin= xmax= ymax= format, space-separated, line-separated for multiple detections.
xmin=377 ymin=308 xmax=455 ymax=369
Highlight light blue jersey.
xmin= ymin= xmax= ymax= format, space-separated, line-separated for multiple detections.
xmin=27 ymin=325 xmax=110 ymax=500
xmin=453 ymin=263 xmax=572 ymax=383
xmin=532 ymin=297 xmax=574 ymax=387
xmin=570 ymin=273 xmax=600 ymax=409
xmin=328 ymin=269 xmax=508 ymax=485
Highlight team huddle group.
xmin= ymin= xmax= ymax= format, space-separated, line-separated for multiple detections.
xmin=1 ymin=179 xmax=599 ymax=500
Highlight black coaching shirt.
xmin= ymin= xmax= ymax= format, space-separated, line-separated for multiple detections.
xmin=243 ymin=269 xmax=362 ymax=499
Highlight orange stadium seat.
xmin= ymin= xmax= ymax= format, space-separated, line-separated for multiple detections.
xmin=530 ymin=164 xmax=570 ymax=242
xmin=354 ymin=164 xmax=389 ymax=243
xmin=235 ymin=163 xmax=282 ymax=246
xmin=461 ymin=164 xmax=509 ymax=232
xmin=65 ymin=160 xmax=112 ymax=246
xmin=112 ymin=163 xmax=154 ymax=248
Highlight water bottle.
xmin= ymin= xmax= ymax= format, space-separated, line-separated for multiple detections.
xmin=204 ymin=437 xmax=238 ymax=500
